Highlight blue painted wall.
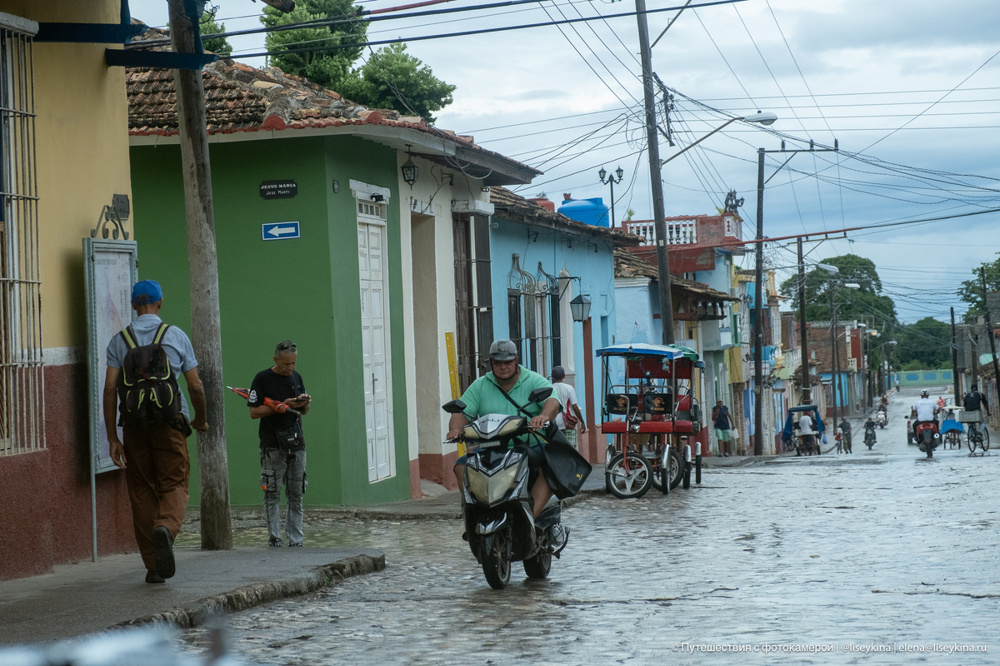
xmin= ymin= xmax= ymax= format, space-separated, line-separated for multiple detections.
xmin=489 ymin=218 xmax=617 ymax=427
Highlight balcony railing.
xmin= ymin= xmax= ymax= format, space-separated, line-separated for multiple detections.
xmin=627 ymin=219 xmax=698 ymax=247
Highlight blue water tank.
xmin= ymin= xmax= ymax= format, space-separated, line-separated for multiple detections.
xmin=558 ymin=197 xmax=610 ymax=227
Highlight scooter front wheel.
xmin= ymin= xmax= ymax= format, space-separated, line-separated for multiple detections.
xmin=482 ymin=530 xmax=512 ymax=590
xmin=523 ymin=548 xmax=552 ymax=579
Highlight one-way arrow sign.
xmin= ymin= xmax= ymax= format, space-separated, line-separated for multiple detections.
xmin=261 ymin=221 xmax=300 ymax=241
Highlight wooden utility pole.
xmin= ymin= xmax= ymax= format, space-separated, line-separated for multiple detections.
xmin=635 ymin=0 xmax=673 ymax=345
xmin=168 ymin=0 xmax=232 ymax=550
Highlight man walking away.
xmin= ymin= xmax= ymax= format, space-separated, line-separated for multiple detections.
xmin=103 ymin=280 xmax=208 ymax=584
xmin=551 ymin=366 xmax=587 ymax=449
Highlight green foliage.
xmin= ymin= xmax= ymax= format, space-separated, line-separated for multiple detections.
xmin=262 ymin=0 xmax=367 ymax=92
xmin=778 ymin=254 xmax=897 ymax=327
xmin=894 ymin=317 xmax=952 ymax=369
xmin=337 ymin=44 xmax=455 ymax=122
xmin=200 ymin=9 xmax=232 ymax=57
xmin=958 ymin=252 xmax=1000 ymax=322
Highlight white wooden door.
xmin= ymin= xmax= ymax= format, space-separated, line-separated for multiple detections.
xmin=358 ymin=201 xmax=395 ymax=482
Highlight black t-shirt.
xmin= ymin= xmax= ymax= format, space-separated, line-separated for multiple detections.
xmin=964 ymin=391 xmax=985 ymax=411
xmin=249 ymin=368 xmax=306 ymax=449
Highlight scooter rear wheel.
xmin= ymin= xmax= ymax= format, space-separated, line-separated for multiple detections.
xmin=482 ymin=530 xmax=512 ymax=590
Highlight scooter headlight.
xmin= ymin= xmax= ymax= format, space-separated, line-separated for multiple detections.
xmin=466 ymin=465 xmax=520 ymax=505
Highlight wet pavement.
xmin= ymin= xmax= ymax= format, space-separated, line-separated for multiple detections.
xmin=173 ymin=388 xmax=998 ymax=664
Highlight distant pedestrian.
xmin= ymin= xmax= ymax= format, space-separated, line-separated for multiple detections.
xmin=712 ymin=400 xmax=733 ymax=457
xmin=102 ymin=280 xmax=208 ymax=584
xmin=838 ymin=417 xmax=852 ymax=454
xmin=551 ymin=366 xmax=587 ymax=449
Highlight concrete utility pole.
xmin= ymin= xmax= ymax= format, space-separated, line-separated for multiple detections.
xmin=635 ymin=0 xmax=674 ymax=345
xmin=951 ymin=307 xmax=960 ymax=401
xmin=981 ymin=268 xmax=1000 ymax=415
xmin=797 ymin=237 xmax=810 ymax=403
xmin=168 ymin=0 xmax=232 ymax=550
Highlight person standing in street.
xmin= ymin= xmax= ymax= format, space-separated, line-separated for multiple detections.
xmin=712 ymin=400 xmax=733 ymax=456
xmin=551 ymin=366 xmax=587 ymax=449
xmin=103 ymin=280 xmax=208 ymax=584
xmin=249 ymin=340 xmax=311 ymax=548
xmin=838 ymin=417 xmax=853 ymax=454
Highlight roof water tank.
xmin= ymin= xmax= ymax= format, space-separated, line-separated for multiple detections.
xmin=558 ymin=197 xmax=610 ymax=227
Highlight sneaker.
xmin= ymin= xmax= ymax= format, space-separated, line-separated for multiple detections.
xmin=548 ymin=523 xmax=569 ymax=553
xmin=145 ymin=570 xmax=166 ymax=584
xmin=268 ymin=537 xmax=284 ymax=548
xmin=151 ymin=525 xmax=175 ymax=579
xmin=288 ymin=542 xmax=303 ymax=547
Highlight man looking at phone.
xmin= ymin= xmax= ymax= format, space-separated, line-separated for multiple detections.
xmin=249 ymin=340 xmax=311 ymax=547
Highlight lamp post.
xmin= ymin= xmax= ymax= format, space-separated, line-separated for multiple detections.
xmin=753 ymin=139 xmax=838 ymax=456
xmin=657 ymin=111 xmax=776 ymax=352
xmin=598 ymin=166 xmax=624 ymax=229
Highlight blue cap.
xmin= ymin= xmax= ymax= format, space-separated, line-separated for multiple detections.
xmin=131 ymin=280 xmax=163 ymax=305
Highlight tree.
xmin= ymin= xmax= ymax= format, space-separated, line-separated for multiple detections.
xmin=894 ymin=317 xmax=952 ymax=369
xmin=261 ymin=0 xmax=367 ymax=92
xmin=260 ymin=3 xmax=455 ymax=121
xmin=337 ymin=44 xmax=455 ymax=122
xmin=779 ymin=254 xmax=897 ymax=327
xmin=958 ymin=252 xmax=1000 ymax=322
xmin=199 ymin=8 xmax=232 ymax=57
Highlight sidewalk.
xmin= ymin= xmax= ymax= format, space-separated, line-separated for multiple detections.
xmin=0 ymin=457 xmax=761 ymax=647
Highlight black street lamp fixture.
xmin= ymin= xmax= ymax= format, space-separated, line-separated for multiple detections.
xmin=401 ymin=145 xmax=418 ymax=188
xmin=570 ymin=293 xmax=592 ymax=322
xmin=598 ymin=166 xmax=624 ymax=228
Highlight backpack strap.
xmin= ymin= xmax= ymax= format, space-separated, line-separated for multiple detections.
xmin=151 ymin=322 xmax=170 ymax=345
xmin=495 ymin=384 xmax=532 ymax=418
xmin=119 ymin=325 xmax=138 ymax=350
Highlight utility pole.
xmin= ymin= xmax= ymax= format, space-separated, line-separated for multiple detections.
xmin=951 ymin=307 xmax=960 ymax=401
xmin=981 ymin=268 xmax=1000 ymax=416
xmin=168 ymin=0 xmax=232 ymax=550
xmin=635 ymin=0 xmax=673 ymax=345
xmin=797 ymin=237 xmax=809 ymax=403
xmin=829 ymin=280 xmax=839 ymax=433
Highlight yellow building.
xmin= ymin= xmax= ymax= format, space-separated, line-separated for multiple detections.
xmin=0 ymin=1 xmax=137 ymax=580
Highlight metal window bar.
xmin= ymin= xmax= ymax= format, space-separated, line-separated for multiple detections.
xmin=0 ymin=24 xmax=42 ymax=455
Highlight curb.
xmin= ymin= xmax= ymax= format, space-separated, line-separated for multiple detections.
xmin=116 ymin=553 xmax=385 ymax=631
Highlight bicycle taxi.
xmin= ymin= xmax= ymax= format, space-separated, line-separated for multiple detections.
xmin=597 ymin=343 xmax=706 ymax=499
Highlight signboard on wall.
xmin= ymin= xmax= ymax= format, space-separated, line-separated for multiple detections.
xmin=84 ymin=238 xmax=137 ymax=474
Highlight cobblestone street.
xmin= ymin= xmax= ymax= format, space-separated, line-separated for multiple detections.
xmin=181 ymin=397 xmax=999 ymax=664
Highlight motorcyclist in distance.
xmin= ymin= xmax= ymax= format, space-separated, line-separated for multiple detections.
xmin=864 ymin=416 xmax=877 ymax=445
xmin=447 ymin=339 xmax=562 ymax=520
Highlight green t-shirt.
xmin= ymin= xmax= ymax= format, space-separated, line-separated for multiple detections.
xmin=460 ymin=366 xmax=560 ymax=420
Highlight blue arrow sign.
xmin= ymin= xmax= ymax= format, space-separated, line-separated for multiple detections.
xmin=261 ymin=221 xmax=300 ymax=241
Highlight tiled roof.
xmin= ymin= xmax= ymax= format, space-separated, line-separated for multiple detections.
xmin=490 ymin=187 xmax=641 ymax=244
xmin=613 ymin=248 xmax=737 ymax=300
xmin=125 ymin=28 xmax=538 ymax=184
xmin=127 ymin=58 xmax=434 ymax=136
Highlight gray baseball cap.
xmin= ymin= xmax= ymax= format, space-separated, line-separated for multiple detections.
xmin=489 ymin=339 xmax=518 ymax=361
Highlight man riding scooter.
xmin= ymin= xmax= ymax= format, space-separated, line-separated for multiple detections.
xmin=911 ymin=389 xmax=940 ymax=456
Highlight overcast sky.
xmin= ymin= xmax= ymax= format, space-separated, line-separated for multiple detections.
xmin=129 ymin=0 xmax=1000 ymax=327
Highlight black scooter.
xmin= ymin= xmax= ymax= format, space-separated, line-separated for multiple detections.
xmin=444 ymin=388 xmax=568 ymax=590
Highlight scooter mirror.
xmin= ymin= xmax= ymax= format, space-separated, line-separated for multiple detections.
xmin=442 ymin=399 xmax=467 ymax=414
xmin=528 ymin=387 xmax=553 ymax=404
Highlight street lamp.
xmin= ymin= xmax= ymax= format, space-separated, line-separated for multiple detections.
xmin=598 ymin=166 xmax=624 ymax=228
xmin=753 ymin=136 xmax=839 ymax=456
xmin=657 ymin=112 xmax=776 ymax=350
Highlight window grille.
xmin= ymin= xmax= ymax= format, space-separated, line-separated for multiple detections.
xmin=0 ymin=14 xmax=42 ymax=455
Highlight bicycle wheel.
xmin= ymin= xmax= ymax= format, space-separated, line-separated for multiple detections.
xmin=967 ymin=426 xmax=979 ymax=454
xmin=605 ymin=453 xmax=652 ymax=499
xmin=982 ymin=427 xmax=990 ymax=452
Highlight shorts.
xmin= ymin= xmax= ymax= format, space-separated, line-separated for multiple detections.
xmin=715 ymin=428 xmax=732 ymax=442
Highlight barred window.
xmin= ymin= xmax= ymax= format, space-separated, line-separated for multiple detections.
xmin=0 ymin=13 xmax=42 ymax=455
